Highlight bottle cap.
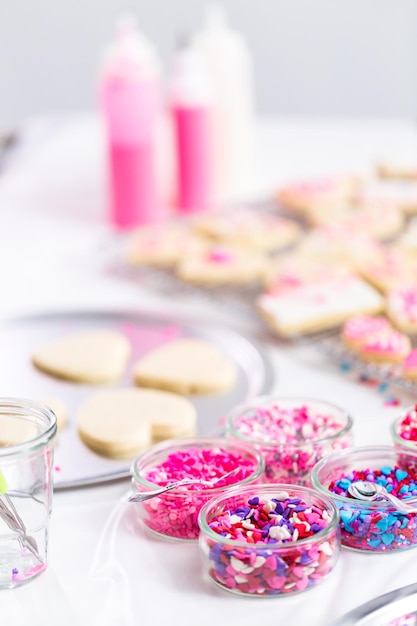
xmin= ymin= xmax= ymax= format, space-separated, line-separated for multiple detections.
xmin=101 ymin=12 xmax=160 ymax=81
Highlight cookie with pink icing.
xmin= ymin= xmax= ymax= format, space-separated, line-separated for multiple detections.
xmin=191 ymin=209 xmax=302 ymax=252
xmin=358 ymin=328 xmax=411 ymax=364
xmin=403 ymin=349 xmax=417 ymax=381
xmin=355 ymin=245 xmax=417 ymax=293
xmin=341 ymin=314 xmax=392 ymax=350
xmin=262 ymin=251 xmax=351 ymax=291
xmin=126 ymin=223 xmax=203 ymax=268
xmin=386 ymin=286 xmax=417 ymax=334
xmin=257 ymin=274 xmax=384 ymax=337
xmin=325 ymin=203 xmax=404 ymax=242
xmin=175 ymin=244 xmax=265 ymax=286
xmin=276 ymin=176 xmax=357 ymax=219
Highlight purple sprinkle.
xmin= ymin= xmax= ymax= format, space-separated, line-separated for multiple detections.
xmin=310 ymin=523 xmax=323 ymax=533
xmin=299 ymin=552 xmax=313 ymax=565
xmin=248 ymin=497 xmax=259 ymax=506
xmin=274 ymin=502 xmax=284 ymax=515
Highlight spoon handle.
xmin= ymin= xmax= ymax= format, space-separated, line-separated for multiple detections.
xmin=380 ymin=490 xmax=417 ymax=514
xmin=128 ymin=479 xmax=210 ymax=503
xmin=128 ymin=469 xmax=240 ymax=503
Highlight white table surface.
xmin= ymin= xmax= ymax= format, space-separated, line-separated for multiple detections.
xmin=1 ymin=112 xmax=417 ymax=626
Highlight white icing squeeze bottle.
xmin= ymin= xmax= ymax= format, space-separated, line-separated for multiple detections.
xmin=99 ymin=14 xmax=162 ymax=228
xmin=169 ymin=38 xmax=213 ymax=213
xmin=194 ymin=4 xmax=255 ymax=203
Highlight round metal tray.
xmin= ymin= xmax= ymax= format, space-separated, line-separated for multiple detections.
xmin=0 ymin=310 xmax=275 ymax=489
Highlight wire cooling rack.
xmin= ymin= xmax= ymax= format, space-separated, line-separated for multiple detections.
xmin=312 ymin=331 xmax=417 ymax=396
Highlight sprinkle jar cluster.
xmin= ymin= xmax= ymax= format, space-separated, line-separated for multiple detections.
xmin=226 ymin=397 xmax=353 ymax=485
xmin=198 ymin=484 xmax=340 ymax=597
xmin=311 ymin=446 xmax=417 ymax=553
xmin=131 ymin=438 xmax=264 ymax=541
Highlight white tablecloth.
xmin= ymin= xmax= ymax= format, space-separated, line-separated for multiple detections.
xmin=1 ymin=113 xmax=417 ymax=626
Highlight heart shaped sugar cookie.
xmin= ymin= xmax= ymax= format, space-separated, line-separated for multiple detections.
xmin=133 ymin=338 xmax=237 ymax=394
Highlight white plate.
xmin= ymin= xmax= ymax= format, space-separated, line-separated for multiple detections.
xmin=0 ymin=310 xmax=274 ymax=489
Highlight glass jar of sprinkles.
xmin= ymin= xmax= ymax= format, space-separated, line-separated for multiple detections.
xmin=391 ymin=404 xmax=417 ymax=453
xmin=311 ymin=445 xmax=417 ymax=553
xmin=130 ymin=437 xmax=264 ymax=542
xmin=226 ymin=396 xmax=353 ymax=486
xmin=198 ymin=483 xmax=340 ymax=597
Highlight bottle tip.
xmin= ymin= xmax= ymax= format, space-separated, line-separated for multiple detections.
xmin=204 ymin=2 xmax=228 ymax=30
xmin=116 ymin=11 xmax=138 ymax=38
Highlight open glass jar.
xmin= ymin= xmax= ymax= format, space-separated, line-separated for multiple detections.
xmin=198 ymin=483 xmax=340 ymax=597
xmin=226 ymin=396 xmax=353 ymax=486
xmin=0 ymin=398 xmax=57 ymax=588
xmin=130 ymin=437 xmax=264 ymax=542
xmin=311 ymin=445 xmax=417 ymax=553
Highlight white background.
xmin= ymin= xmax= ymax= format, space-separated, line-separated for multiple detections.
xmin=1 ymin=0 xmax=417 ymax=131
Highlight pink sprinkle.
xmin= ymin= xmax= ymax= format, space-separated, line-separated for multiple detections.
xmin=228 ymin=401 xmax=352 ymax=485
xmin=207 ymin=249 xmax=233 ymax=263
xmin=137 ymin=446 xmax=257 ymax=541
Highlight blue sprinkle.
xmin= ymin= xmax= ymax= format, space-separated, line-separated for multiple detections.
xmin=399 ymin=485 xmax=410 ymax=494
xmin=381 ymin=466 xmax=393 ymax=476
xmin=396 ymin=470 xmax=408 ymax=482
xmin=368 ymin=539 xmax=382 ymax=548
xmin=381 ymin=533 xmax=395 ymax=545
xmin=339 ymin=362 xmax=351 ymax=372
xmin=338 ymin=478 xmax=351 ymax=491
xmin=340 ymin=510 xmax=352 ymax=525
xmin=378 ymin=382 xmax=389 ymax=392
xmin=376 ymin=518 xmax=389 ymax=532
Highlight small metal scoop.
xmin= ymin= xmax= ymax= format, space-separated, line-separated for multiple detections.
xmin=128 ymin=468 xmax=239 ymax=503
xmin=348 ymin=480 xmax=417 ymax=514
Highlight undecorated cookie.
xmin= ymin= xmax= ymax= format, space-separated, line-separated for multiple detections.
xmin=77 ymin=388 xmax=197 ymax=458
xmin=133 ymin=338 xmax=237 ymax=394
xmin=32 ymin=330 xmax=131 ymax=384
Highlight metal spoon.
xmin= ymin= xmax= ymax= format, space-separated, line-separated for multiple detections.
xmin=128 ymin=468 xmax=239 ymax=503
xmin=348 ymin=480 xmax=417 ymax=514
xmin=0 ymin=497 xmax=41 ymax=560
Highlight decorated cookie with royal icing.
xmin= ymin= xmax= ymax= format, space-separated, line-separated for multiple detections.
xmin=276 ymin=176 xmax=357 ymax=219
xmin=403 ymin=349 xmax=417 ymax=381
xmin=341 ymin=314 xmax=392 ymax=350
xmin=358 ymin=329 xmax=411 ymax=364
xmin=386 ymin=286 xmax=417 ymax=334
xmin=175 ymin=244 xmax=265 ymax=286
xmin=355 ymin=245 xmax=417 ymax=294
xmin=126 ymin=223 xmax=203 ymax=268
xmin=191 ymin=209 xmax=302 ymax=253
xmin=257 ymin=274 xmax=384 ymax=337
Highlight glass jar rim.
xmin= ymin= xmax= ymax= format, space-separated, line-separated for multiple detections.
xmin=131 ymin=436 xmax=265 ymax=494
xmin=226 ymin=395 xmax=353 ymax=448
xmin=198 ymin=482 xmax=340 ymax=549
xmin=311 ymin=444 xmax=417 ymax=508
xmin=0 ymin=398 xmax=57 ymax=457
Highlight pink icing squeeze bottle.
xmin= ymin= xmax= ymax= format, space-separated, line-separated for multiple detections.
xmin=99 ymin=14 xmax=161 ymax=228
xmin=169 ymin=38 xmax=213 ymax=214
